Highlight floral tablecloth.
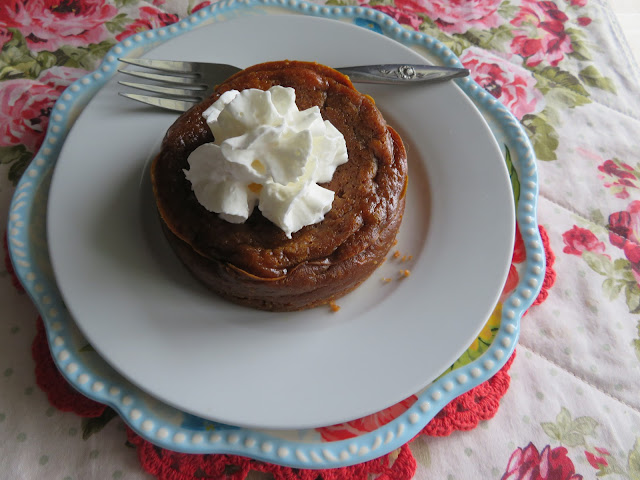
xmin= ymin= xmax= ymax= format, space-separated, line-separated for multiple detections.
xmin=2 ymin=0 xmax=640 ymax=478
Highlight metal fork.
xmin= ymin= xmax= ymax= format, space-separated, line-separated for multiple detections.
xmin=117 ymin=58 xmax=469 ymax=112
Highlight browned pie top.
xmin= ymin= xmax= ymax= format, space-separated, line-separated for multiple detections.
xmin=152 ymin=60 xmax=407 ymax=278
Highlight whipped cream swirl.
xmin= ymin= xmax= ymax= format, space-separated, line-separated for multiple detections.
xmin=184 ymin=86 xmax=348 ymax=238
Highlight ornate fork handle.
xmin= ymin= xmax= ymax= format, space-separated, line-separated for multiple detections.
xmin=336 ymin=64 xmax=469 ymax=84
xmin=118 ymin=58 xmax=470 ymax=111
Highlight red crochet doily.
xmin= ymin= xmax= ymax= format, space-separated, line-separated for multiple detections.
xmin=126 ymin=427 xmax=417 ymax=480
xmin=14 ymin=227 xmax=555 ymax=480
xmin=32 ymin=319 xmax=106 ymax=417
xmin=532 ymin=225 xmax=556 ymax=307
xmin=421 ymin=353 xmax=515 ymax=437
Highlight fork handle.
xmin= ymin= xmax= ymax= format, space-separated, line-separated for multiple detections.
xmin=335 ymin=64 xmax=469 ymax=84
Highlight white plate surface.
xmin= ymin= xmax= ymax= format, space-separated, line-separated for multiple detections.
xmin=47 ymin=14 xmax=514 ymax=430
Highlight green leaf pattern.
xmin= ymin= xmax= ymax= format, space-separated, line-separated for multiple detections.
xmin=540 ymin=407 xmax=598 ymax=448
xmin=0 ymin=1 xmax=182 ymax=183
xmin=372 ymin=0 xmax=615 ymax=162
xmin=580 ymin=65 xmax=617 ymax=93
xmin=521 ymin=112 xmax=560 ymax=161
xmin=81 ymin=408 xmax=118 ymax=440
xmin=562 ymin=150 xmax=640 ymax=361
xmin=538 ymin=407 xmax=640 ymax=479
xmin=571 ymin=245 xmax=640 ymax=355
xmin=504 ymin=146 xmax=520 ymax=206
xmin=629 ymin=438 xmax=640 ymax=479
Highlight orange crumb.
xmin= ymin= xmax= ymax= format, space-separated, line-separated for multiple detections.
xmin=407 ymin=255 xmax=413 ymax=261
xmin=382 ymin=277 xmax=392 ymax=283
xmin=248 ymin=183 xmax=263 ymax=193
xmin=399 ymin=269 xmax=411 ymax=278
xmin=393 ymin=251 xmax=401 ymax=259
xmin=329 ymin=301 xmax=340 ymax=312
xmin=401 ymin=255 xmax=407 ymax=262
xmin=392 ymin=239 xmax=398 ymax=246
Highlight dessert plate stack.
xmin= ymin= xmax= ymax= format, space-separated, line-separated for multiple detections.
xmin=7 ymin=0 xmax=544 ymax=468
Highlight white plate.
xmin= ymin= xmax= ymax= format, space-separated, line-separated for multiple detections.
xmin=47 ymin=14 xmax=514 ymax=430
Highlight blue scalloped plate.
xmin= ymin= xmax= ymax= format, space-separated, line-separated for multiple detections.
xmin=7 ymin=0 xmax=545 ymax=468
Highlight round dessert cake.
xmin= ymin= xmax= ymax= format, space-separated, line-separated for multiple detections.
xmin=151 ymin=60 xmax=408 ymax=311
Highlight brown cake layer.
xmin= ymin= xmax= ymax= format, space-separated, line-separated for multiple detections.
xmin=151 ymin=60 xmax=408 ymax=311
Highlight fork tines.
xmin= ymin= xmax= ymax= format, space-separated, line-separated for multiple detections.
xmin=117 ymin=58 xmax=208 ymax=111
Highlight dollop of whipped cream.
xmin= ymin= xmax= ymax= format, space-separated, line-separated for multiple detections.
xmin=184 ymin=86 xmax=348 ymax=238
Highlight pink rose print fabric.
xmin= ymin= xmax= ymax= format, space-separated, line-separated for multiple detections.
xmin=560 ymin=154 xmax=640 ymax=350
xmin=0 ymin=67 xmax=86 ymax=152
xmin=0 ymin=81 xmax=60 ymax=153
xmin=598 ymin=159 xmax=640 ymax=199
xmin=608 ymin=201 xmax=640 ymax=286
xmin=584 ymin=447 xmax=610 ymax=469
xmin=460 ymin=47 xmax=544 ymax=119
xmin=510 ymin=0 xmax=573 ymax=67
xmin=38 ymin=66 xmax=88 ymax=94
xmin=562 ymin=226 xmax=606 ymax=256
xmin=191 ymin=1 xmax=213 ymax=13
xmin=502 ymin=443 xmax=583 ymax=480
xmin=0 ymin=0 xmax=117 ymax=52
xmin=115 ymin=6 xmax=179 ymax=41
xmin=371 ymin=0 xmax=423 ymax=31
xmin=420 ymin=0 xmax=504 ymax=34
